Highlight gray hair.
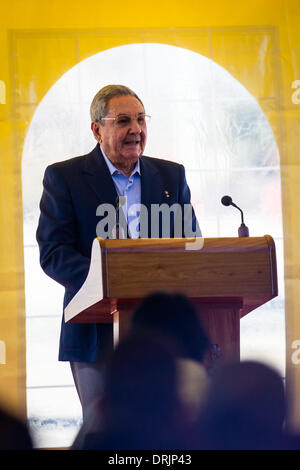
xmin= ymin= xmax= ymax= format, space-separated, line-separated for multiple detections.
xmin=90 ymin=84 xmax=144 ymax=123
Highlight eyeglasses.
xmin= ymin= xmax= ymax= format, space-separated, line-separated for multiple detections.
xmin=100 ymin=113 xmax=151 ymax=128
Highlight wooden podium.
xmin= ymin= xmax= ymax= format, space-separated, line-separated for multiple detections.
xmin=65 ymin=236 xmax=278 ymax=360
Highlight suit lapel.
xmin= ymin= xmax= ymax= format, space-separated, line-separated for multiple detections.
xmin=140 ymin=156 xmax=162 ymax=207
xmin=82 ymin=144 xmax=118 ymax=207
xmin=140 ymin=157 xmax=167 ymax=237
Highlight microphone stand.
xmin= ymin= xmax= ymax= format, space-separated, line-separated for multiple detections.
xmin=221 ymin=196 xmax=249 ymax=237
xmin=231 ymin=202 xmax=249 ymax=237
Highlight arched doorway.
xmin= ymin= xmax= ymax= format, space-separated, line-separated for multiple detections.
xmin=22 ymin=43 xmax=284 ymax=448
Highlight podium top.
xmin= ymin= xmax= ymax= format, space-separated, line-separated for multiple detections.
xmin=65 ymin=236 xmax=277 ymax=323
xmin=100 ymin=235 xmax=277 ymax=317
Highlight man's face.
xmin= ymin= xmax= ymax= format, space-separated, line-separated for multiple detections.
xmin=92 ymin=95 xmax=147 ymax=169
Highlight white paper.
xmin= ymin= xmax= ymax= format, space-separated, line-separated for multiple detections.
xmin=64 ymin=238 xmax=103 ymax=323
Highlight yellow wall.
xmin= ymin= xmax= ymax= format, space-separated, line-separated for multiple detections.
xmin=0 ymin=0 xmax=300 ymax=428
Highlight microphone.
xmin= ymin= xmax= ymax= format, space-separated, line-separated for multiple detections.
xmin=113 ymin=195 xmax=127 ymax=239
xmin=221 ymin=195 xmax=249 ymax=237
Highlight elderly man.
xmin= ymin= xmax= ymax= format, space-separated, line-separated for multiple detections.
xmin=36 ymin=84 xmax=200 ymax=422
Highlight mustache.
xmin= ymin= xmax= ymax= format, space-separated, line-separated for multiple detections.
xmin=124 ymin=137 xmax=142 ymax=143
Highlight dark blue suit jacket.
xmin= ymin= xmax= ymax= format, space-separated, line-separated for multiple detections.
xmin=36 ymin=144 xmax=199 ymax=361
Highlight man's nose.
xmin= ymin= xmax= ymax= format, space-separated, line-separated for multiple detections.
xmin=129 ymin=118 xmax=142 ymax=132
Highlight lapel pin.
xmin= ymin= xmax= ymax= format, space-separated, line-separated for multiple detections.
xmin=164 ymin=190 xmax=170 ymax=198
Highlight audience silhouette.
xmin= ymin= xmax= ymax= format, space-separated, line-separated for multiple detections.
xmin=130 ymin=292 xmax=212 ymax=423
xmin=131 ymin=292 xmax=211 ymax=363
xmin=0 ymin=406 xmax=32 ymax=450
xmin=69 ymin=292 xmax=300 ymax=451
xmin=78 ymin=331 xmax=184 ymax=449
xmin=190 ymin=360 xmax=288 ymax=450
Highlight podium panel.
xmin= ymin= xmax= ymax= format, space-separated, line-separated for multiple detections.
xmin=66 ymin=236 xmax=278 ymax=360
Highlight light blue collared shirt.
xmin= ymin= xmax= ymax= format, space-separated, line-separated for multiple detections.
xmin=101 ymin=147 xmax=141 ymax=238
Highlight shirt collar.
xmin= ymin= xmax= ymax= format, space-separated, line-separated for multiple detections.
xmin=101 ymin=145 xmax=141 ymax=177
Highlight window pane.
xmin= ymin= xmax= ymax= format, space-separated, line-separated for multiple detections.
xmin=27 ymin=386 xmax=82 ymax=449
xmin=24 ymin=246 xmax=64 ymax=318
xmin=26 ymin=316 xmax=74 ymax=387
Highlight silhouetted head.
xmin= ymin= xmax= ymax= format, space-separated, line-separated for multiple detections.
xmin=194 ymin=360 xmax=286 ymax=450
xmin=131 ymin=292 xmax=211 ymax=363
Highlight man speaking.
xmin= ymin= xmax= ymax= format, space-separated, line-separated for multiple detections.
xmin=36 ymin=84 xmax=201 ymax=422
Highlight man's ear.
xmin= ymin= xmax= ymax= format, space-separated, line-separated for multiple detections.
xmin=91 ymin=121 xmax=102 ymax=143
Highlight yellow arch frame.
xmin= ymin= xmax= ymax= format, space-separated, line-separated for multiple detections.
xmin=0 ymin=0 xmax=300 ymax=432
